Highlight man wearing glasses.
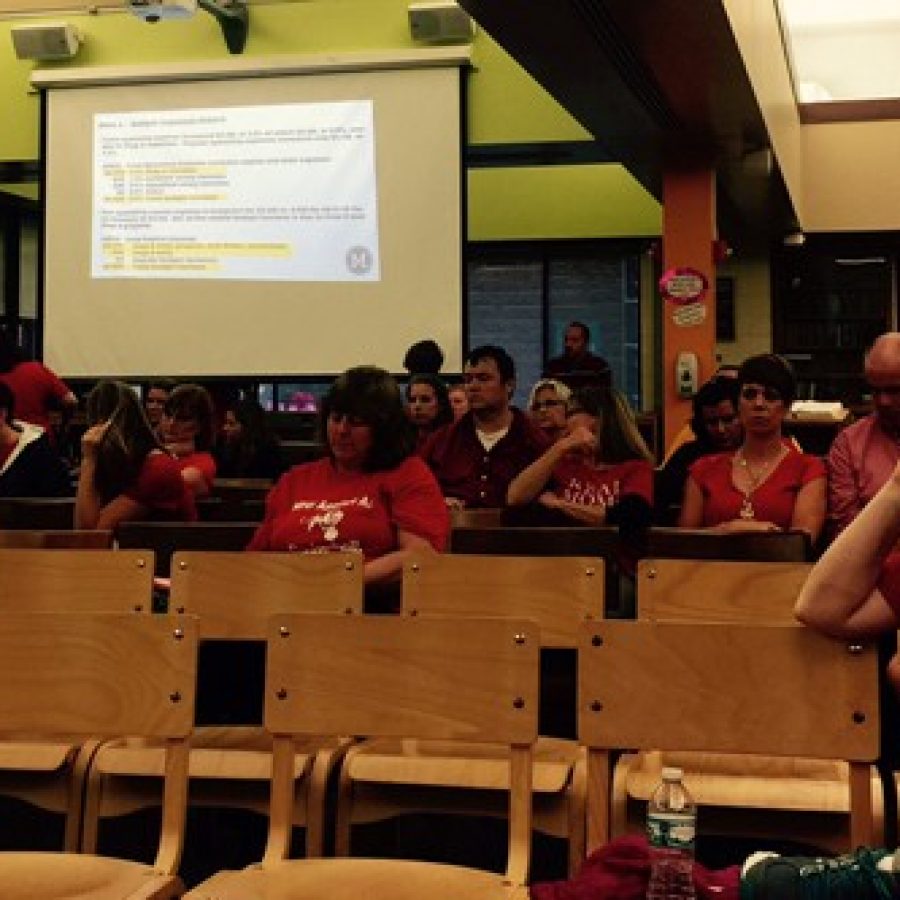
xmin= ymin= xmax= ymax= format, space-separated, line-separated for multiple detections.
xmin=828 ymin=332 xmax=900 ymax=536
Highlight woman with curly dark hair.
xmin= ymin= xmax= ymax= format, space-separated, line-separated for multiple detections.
xmin=248 ymin=366 xmax=449 ymax=585
xmin=75 ymin=381 xmax=195 ymax=529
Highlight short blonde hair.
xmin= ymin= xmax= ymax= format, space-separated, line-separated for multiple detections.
xmin=527 ymin=378 xmax=572 ymax=410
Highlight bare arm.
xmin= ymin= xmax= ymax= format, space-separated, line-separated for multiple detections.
xmin=795 ymin=462 xmax=900 ymax=639
xmin=506 ymin=426 xmax=594 ymax=506
xmin=788 ymin=475 xmax=827 ymax=544
xmin=541 ymin=492 xmax=607 ymax=525
xmin=75 ymin=426 xmax=150 ymax=530
xmin=180 ymin=466 xmax=211 ymax=498
xmin=677 ymin=475 xmax=705 ymax=528
xmin=363 ymin=529 xmax=435 ymax=586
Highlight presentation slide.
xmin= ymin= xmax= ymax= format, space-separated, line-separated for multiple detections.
xmin=93 ymin=101 xmax=380 ymax=282
xmin=42 ymin=63 xmax=464 ymax=377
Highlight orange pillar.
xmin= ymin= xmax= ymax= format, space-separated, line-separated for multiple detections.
xmin=661 ymin=167 xmax=717 ymax=451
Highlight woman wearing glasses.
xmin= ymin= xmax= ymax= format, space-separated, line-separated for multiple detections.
xmin=678 ymin=353 xmax=826 ymax=542
xmin=527 ymin=378 xmax=572 ymax=444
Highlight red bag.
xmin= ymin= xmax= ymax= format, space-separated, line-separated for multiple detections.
xmin=530 ymin=835 xmax=740 ymax=900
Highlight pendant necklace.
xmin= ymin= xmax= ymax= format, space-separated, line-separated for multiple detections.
xmin=735 ymin=449 xmax=774 ymax=520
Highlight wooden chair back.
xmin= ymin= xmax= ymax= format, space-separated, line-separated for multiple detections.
xmin=450 ymin=525 xmax=619 ymax=557
xmin=579 ymin=619 xmax=880 ymax=851
xmin=169 ymin=551 xmax=364 ymax=640
xmin=0 ymin=497 xmax=75 ymax=530
xmin=115 ymin=521 xmax=259 ymax=576
xmin=449 ymin=526 xmax=621 ymax=614
xmin=0 ymin=548 xmax=154 ymax=612
xmin=0 ymin=611 xmax=197 ymax=874
xmin=636 ymin=559 xmax=813 ymax=624
xmin=449 ymin=507 xmax=505 ymax=529
xmin=0 ymin=529 xmax=113 ymax=549
xmin=645 ymin=527 xmax=812 ymax=562
xmin=263 ymin=613 xmax=539 ymax=879
xmin=402 ymin=552 xmax=603 ymax=648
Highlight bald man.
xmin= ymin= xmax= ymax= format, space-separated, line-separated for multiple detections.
xmin=827 ymin=332 xmax=900 ymax=535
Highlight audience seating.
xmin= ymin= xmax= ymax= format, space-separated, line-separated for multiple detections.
xmin=645 ymin=527 xmax=812 ymax=561
xmin=0 ymin=497 xmax=75 ymax=530
xmin=183 ymin=614 xmax=538 ymax=900
xmin=0 ymin=611 xmax=197 ymax=899
xmin=0 ymin=529 xmax=112 ymax=549
xmin=605 ymin=558 xmax=882 ymax=854
xmin=114 ymin=521 xmax=259 ymax=576
xmin=82 ymin=551 xmax=364 ymax=858
xmin=449 ymin=526 xmax=622 ymax=617
xmin=0 ymin=549 xmax=155 ymax=850
xmin=335 ymin=553 xmax=603 ymax=875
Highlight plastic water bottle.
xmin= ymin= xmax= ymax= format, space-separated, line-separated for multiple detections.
xmin=646 ymin=766 xmax=697 ymax=899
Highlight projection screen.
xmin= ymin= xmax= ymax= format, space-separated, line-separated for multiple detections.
xmin=39 ymin=58 xmax=465 ymax=378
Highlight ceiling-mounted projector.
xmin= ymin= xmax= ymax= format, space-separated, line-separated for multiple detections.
xmin=127 ymin=0 xmax=197 ymax=23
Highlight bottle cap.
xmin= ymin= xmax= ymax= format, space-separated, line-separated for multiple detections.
xmin=661 ymin=766 xmax=683 ymax=782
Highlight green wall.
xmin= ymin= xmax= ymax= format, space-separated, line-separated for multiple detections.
xmin=0 ymin=0 xmax=661 ymax=238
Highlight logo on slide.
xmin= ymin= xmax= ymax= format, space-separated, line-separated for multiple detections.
xmin=346 ymin=246 xmax=374 ymax=276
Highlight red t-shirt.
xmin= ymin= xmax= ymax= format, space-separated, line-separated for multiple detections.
xmin=0 ymin=361 xmax=71 ymax=431
xmin=247 ymin=455 xmax=450 ymax=560
xmin=550 ymin=456 xmax=654 ymax=508
xmin=125 ymin=451 xmax=197 ymax=521
xmin=688 ymin=448 xmax=826 ymax=529
xmin=174 ymin=451 xmax=217 ymax=489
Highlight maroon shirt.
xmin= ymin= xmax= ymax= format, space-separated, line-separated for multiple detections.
xmin=420 ymin=408 xmax=549 ymax=508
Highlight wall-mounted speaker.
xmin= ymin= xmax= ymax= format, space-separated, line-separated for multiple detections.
xmin=11 ymin=23 xmax=81 ymax=61
xmin=408 ymin=2 xmax=474 ymax=43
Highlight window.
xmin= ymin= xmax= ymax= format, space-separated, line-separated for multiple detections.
xmin=467 ymin=242 xmax=643 ymax=409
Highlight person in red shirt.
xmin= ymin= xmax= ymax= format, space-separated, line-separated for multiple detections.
xmin=508 ymin=385 xmax=654 ymax=526
xmin=0 ymin=331 xmax=77 ymax=432
xmin=75 ymin=381 xmax=195 ymax=529
xmin=248 ymin=365 xmax=449 ymax=587
xmin=161 ymin=383 xmax=217 ymax=498
xmin=421 ymin=345 xmax=549 ymax=508
xmin=679 ymin=353 xmax=826 ymax=545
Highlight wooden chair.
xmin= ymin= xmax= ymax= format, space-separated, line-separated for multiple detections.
xmin=0 ymin=497 xmax=75 ymax=530
xmin=0 ymin=529 xmax=113 ymax=549
xmin=82 ymin=551 xmax=364 ymax=858
xmin=334 ymin=553 xmax=602 ymax=875
xmin=0 ymin=549 xmax=154 ymax=850
xmin=0 ymin=611 xmax=197 ymax=899
xmin=580 ymin=617 xmax=880 ymax=855
xmin=449 ymin=526 xmax=622 ymax=617
xmin=115 ymin=521 xmax=260 ymax=576
xmin=606 ymin=558 xmax=882 ymax=854
xmin=645 ymin=527 xmax=812 ymax=562
xmin=183 ymin=613 xmax=538 ymax=900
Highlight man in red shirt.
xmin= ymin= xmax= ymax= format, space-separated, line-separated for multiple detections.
xmin=421 ymin=345 xmax=548 ymax=508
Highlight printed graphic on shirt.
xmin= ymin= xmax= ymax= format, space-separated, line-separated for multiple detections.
xmin=561 ymin=477 xmax=620 ymax=507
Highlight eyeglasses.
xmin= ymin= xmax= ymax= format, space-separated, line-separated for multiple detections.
xmin=531 ymin=399 xmax=563 ymax=411
xmin=740 ymin=385 xmax=782 ymax=403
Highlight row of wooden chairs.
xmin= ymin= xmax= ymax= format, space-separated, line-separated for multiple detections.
xmin=0 ymin=547 xmax=883 ymax=892
xmin=0 ymin=564 xmax=881 ymax=898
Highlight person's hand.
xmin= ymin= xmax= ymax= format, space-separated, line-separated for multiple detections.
xmin=80 ymin=422 xmax=108 ymax=460
xmin=444 ymin=496 xmax=465 ymax=511
xmin=537 ymin=491 xmax=563 ymax=510
xmin=719 ymin=518 xmax=780 ymax=533
xmin=561 ymin=425 xmax=595 ymax=456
